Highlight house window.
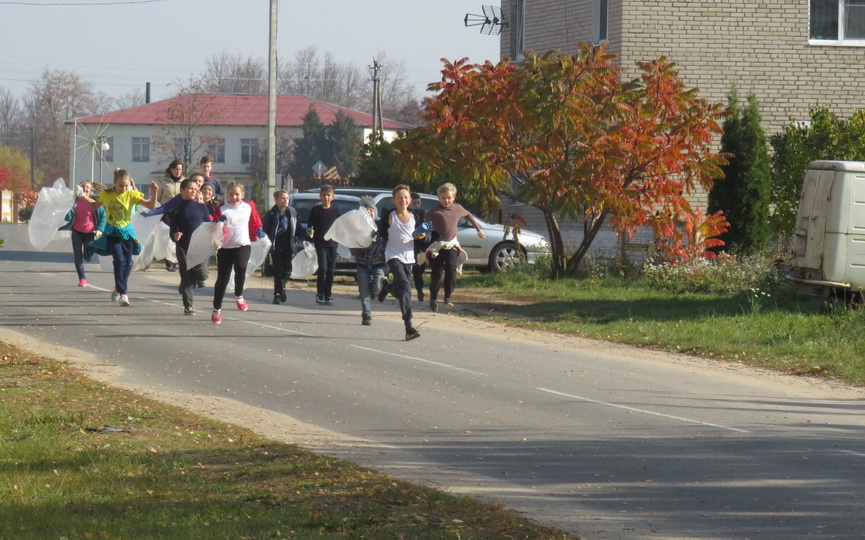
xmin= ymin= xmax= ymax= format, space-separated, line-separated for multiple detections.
xmin=208 ymin=138 xmax=226 ymax=163
xmin=131 ymin=137 xmax=150 ymax=162
xmin=240 ymin=138 xmax=259 ymax=164
xmin=593 ymin=0 xmax=609 ymax=43
xmin=513 ymin=0 xmax=525 ymax=59
xmin=811 ymin=0 xmax=865 ymax=43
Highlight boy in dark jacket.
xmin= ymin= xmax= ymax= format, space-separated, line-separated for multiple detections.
xmin=307 ymin=184 xmax=341 ymax=305
xmin=262 ymin=189 xmax=298 ymax=304
xmin=169 ymin=178 xmax=213 ymax=315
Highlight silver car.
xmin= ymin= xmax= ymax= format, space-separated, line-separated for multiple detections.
xmin=294 ymin=190 xmax=550 ymax=272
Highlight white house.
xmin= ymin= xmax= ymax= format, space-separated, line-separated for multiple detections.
xmin=67 ymin=94 xmax=413 ymax=192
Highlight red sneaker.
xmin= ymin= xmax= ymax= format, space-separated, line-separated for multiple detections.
xmin=235 ymin=296 xmax=248 ymax=311
xmin=211 ymin=309 xmax=222 ymax=324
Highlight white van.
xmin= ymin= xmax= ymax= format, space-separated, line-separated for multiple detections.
xmin=790 ymin=160 xmax=865 ymax=297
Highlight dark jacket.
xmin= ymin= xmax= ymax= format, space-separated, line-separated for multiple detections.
xmin=262 ymin=205 xmax=298 ymax=253
xmin=168 ymin=199 xmax=212 ymax=251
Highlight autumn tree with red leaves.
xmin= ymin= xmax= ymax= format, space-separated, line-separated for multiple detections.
xmin=397 ymin=44 xmax=729 ymax=278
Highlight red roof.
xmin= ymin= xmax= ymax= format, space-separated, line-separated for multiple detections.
xmin=72 ymin=94 xmax=414 ymax=130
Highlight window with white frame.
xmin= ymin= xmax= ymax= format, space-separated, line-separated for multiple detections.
xmin=208 ymin=138 xmax=226 ymax=163
xmin=593 ymin=0 xmax=609 ymax=43
xmin=240 ymin=138 xmax=259 ymax=164
xmin=811 ymin=0 xmax=865 ymax=43
xmin=131 ymin=137 xmax=150 ymax=162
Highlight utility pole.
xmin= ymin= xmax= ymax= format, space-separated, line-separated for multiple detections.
xmin=29 ymin=126 xmax=35 ymax=189
xmin=266 ymin=0 xmax=279 ymax=201
xmin=370 ymin=58 xmax=383 ymax=138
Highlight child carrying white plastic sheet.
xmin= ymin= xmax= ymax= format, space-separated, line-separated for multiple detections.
xmin=185 ymin=221 xmax=272 ymax=290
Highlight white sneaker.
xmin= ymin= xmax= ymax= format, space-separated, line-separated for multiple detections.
xmin=119 ymin=294 xmax=130 ymax=307
xmin=111 ymin=289 xmax=120 ymax=302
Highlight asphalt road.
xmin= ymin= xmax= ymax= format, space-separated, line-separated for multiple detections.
xmin=2 ymin=223 xmax=865 ymax=539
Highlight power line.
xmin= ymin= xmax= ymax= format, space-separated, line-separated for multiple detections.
xmin=0 ymin=0 xmax=166 ymax=5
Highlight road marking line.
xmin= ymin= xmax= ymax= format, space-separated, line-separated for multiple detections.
xmin=839 ymin=449 xmax=865 ymax=457
xmin=86 ymin=284 xmax=314 ymax=337
xmin=536 ymin=387 xmax=751 ymax=434
xmin=350 ymin=345 xmax=489 ymax=376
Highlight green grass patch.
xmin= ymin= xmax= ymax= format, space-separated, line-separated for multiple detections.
xmin=460 ymin=271 xmax=865 ymax=386
xmin=0 ymin=343 xmax=574 ymax=540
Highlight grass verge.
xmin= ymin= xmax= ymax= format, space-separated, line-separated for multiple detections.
xmin=0 ymin=341 xmax=574 ymax=540
xmin=459 ymin=272 xmax=865 ymax=387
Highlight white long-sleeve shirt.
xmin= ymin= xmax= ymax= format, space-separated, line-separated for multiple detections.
xmin=219 ymin=202 xmax=252 ymax=249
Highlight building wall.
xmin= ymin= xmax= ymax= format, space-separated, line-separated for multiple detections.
xmin=498 ymin=0 xmax=865 ymax=259
xmin=619 ymin=0 xmax=865 ymax=134
xmin=69 ymin=123 xmax=396 ymax=195
xmin=503 ymin=0 xmax=865 ymax=134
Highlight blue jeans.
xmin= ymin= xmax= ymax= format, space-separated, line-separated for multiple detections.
xmin=356 ymin=264 xmax=386 ymax=317
xmin=108 ymin=235 xmax=134 ymax=294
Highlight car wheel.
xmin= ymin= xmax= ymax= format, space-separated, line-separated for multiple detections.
xmin=488 ymin=241 xmax=523 ymax=272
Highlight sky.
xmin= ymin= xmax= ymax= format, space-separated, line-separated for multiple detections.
xmin=0 ymin=0 xmax=502 ymax=105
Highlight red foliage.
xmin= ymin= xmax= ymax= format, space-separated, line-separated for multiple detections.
xmin=399 ymin=44 xmax=728 ymax=277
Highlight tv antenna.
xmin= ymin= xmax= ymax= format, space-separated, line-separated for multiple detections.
xmin=464 ymin=5 xmax=507 ymax=35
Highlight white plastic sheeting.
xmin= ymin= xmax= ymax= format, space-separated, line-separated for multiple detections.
xmin=133 ymin=222 xmax=169 ymax=271
xmin=28 ymin=178 xmax=74 ymax=250
xmin=129 ymin=210 xmax=166 ymax=270
xmin=324 ymin=209 xmax=376 ymax=249
xmin=186 ymin=222 xmax=222 ymax=269
xmin=290 ymin=241 xmax=318 ymax=279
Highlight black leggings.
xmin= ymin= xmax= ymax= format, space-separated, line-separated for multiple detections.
xmin=213 ymin=245 xmax=251 ymax=310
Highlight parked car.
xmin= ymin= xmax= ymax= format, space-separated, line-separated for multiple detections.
xmin=291 ymin=190 xmax=550 ymax=272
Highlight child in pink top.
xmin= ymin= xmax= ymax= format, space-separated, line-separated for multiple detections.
xmin=61 ymin=180 xmax=106 ymax=287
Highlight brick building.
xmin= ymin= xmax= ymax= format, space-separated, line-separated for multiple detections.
xmin=501 ymin=0 xmax=865 ymax=134
xmin=494 ymin=0 xmax=865 ymax=257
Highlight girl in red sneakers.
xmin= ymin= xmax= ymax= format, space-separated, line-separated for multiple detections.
xmin=211 ymin=182 xmax=264 ymax=323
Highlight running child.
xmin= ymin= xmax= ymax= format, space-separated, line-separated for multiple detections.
xmin=61 ymin=180 xmax=105 ymax=287
xmin=349 ymin=197 xmax=387 ymax=326
xmin=168 ymin=178 xmax=213 ymax=315
xmin=211 ymin=182 xmax=264 ymax=324
xmin=80 ymin=169 xmax=159 ymax=306
xmin=382 ymin=185 xmax=421 ymax=341
xmin=424 ymin=182 xmax=485 ymax=312
xmin=262 ymin=189 xmax=297 ymax=305
xmin=306 ymin=184 xmax=341 ymax=305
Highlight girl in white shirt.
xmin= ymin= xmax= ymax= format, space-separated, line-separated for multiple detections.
xmin=211 ymin=183 xmax=264 ymax=323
